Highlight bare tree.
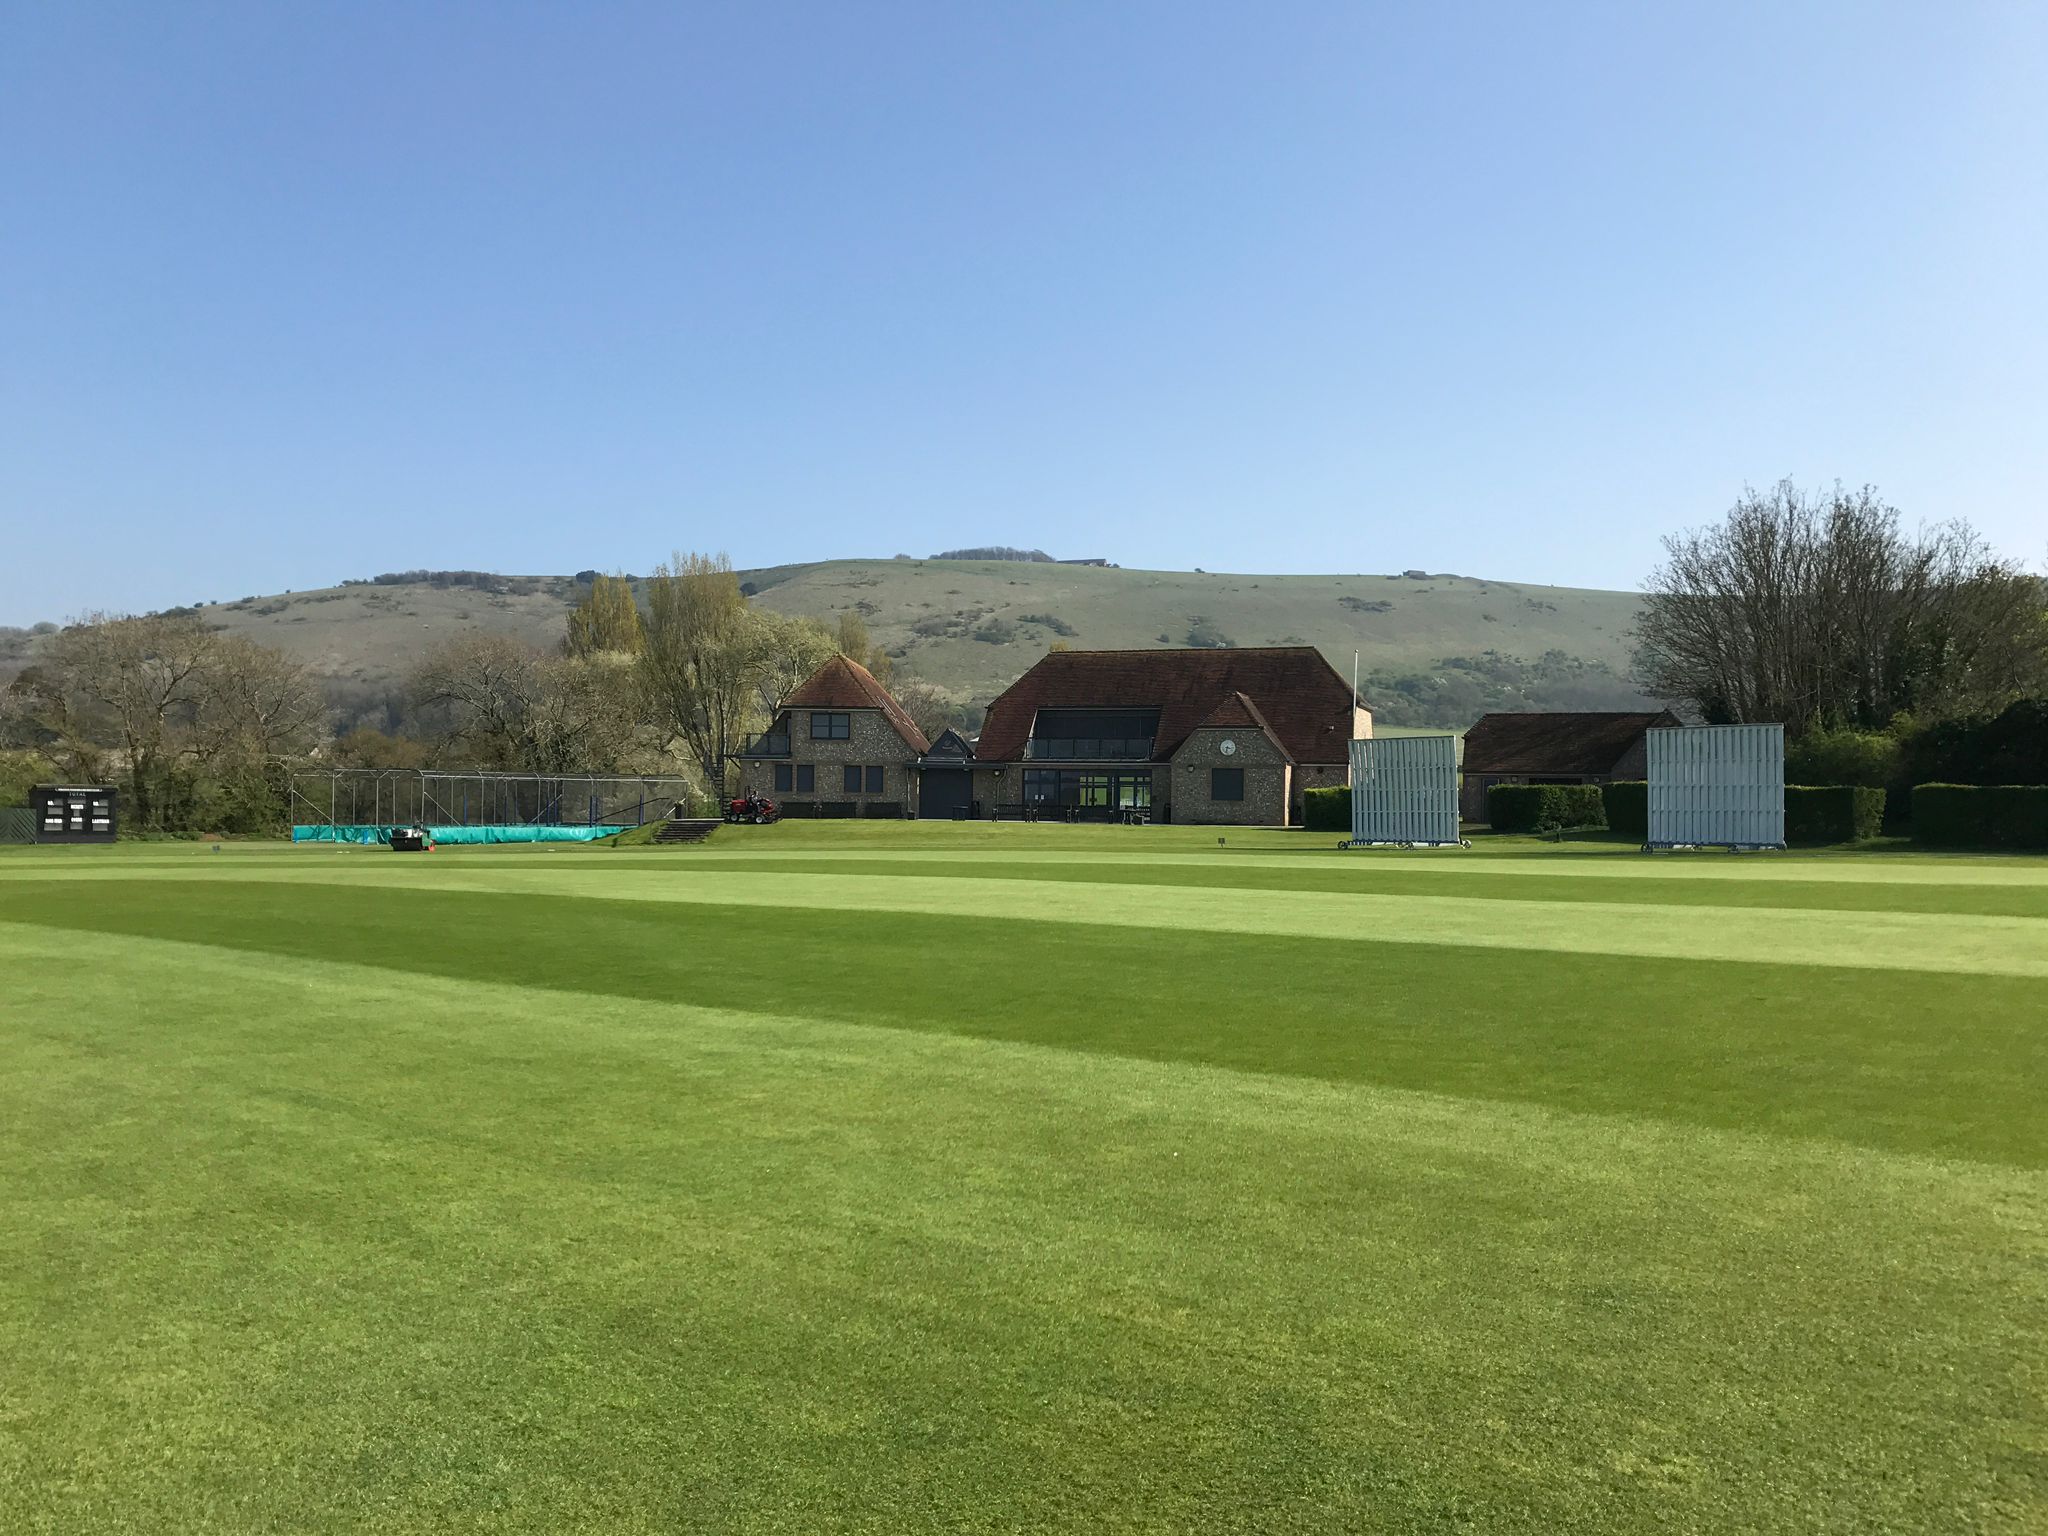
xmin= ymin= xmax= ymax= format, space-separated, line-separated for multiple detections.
xmin=525 ymin=653 xmax=642 ymax=774
xmin=752 ymin=610 xmax=837 ymax=718
xmin=890 ymin=679 xmax=958 ymax=742
xmin=412 ymin=634 xmax=644 ymax=775
xmin=198 ymin=636 xmax=325 ymax=761
xmin=33 ymin=615 xmax=217 ymax=828
xmin=411 ymin=633 xmax=544 ymax=768
xmin=1633 ymin=481 xmax=2047 ymax=735
xmin=2 ymin=664 xmax=107 ymax=784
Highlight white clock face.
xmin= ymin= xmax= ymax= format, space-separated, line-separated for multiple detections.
xmin=1219 ymin=739 xmax=1237 ymax=756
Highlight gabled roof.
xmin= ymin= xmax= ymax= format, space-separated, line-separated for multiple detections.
xmin=1189 ymin=692 xmax=1292 ymax=761
xmin=783 ymin=655 xmax=931 ymax=753
xmin=1461 ymin=710 xmax=1681 ymax=776
xmin=976 ymin=647 xmax=1362 ymax=765
xmin=924 ymin=728 xmax=975 ymax=759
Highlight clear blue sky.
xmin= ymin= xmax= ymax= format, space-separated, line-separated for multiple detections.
xmin=3 ymin=2 xmax=2043 ymax=623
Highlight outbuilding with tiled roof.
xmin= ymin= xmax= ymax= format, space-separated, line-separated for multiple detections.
xmin=1459 ymin=709 xmax=1681 ymax=823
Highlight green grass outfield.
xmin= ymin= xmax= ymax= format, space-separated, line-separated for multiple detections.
xmin=1 ymin=827 xmax=2043 ymax=1533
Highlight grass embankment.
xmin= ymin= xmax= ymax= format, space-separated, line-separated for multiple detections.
xmin=1 ymin=833 xmax=2042 ymax=1532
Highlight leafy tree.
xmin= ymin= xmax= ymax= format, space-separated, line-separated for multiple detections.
xmin=332 ymin=726 xmax=433 ymax=770
xmin=1900 ymin=697 xmax=2048 ymax=786
xmin=0 ymin=749 xmax=43 ymax=807
xmin=1784 ymin=726 xmax=1903 ymax=788
xmin=834 ymin=610 xmax=893 ymax=681
xmin=640 ymin=552 xmax=761 ymax=792
xmin=564 ymin=573 xmax=644 ymax=658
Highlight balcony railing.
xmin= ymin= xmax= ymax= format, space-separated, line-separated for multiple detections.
xmin=738 ymin=733 xmax=791 ymax=758
xmin=1025 ymin=738 xmax=1154 ymax=761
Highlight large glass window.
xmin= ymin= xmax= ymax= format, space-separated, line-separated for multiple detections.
xmin=811 ymin=712 xmax=850 ymax=740
xmin=843 ymin=764 xmax=863 ymax=793
xmin=865 ymin=765 xmax=884 ymax=794
xmin=796 ymin=764 xmax=815 ymax=792
xmin=1211 ymin=767 xmax=1244 ymax=802
xmin=1028 ymin=709 xmax=1158 ymax=761
xmin=773 ymin=763 xmax=792 ymax=793
xmin=1021 ymin=769 xmax=1152 ymax=810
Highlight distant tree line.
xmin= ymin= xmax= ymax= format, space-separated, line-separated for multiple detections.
xmin=342 ymin=570 xmax=558 ymax=596
xmin=0 ymin=553 xmax=981 ymax=833
xmin=930 ymin=547 xmax=1054 ymax=562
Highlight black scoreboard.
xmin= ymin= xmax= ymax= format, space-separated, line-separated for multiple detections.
xmin=29 ymin=785 xmax=118 ymax=844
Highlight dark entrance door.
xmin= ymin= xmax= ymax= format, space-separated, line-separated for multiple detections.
xmin=919 ymin=768 xmax=973 ymax=820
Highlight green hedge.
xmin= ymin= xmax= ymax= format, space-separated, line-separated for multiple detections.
xmin=1601 ymin=781 xmax=1647 ymax=840
xmin=1487 ymin=782 xmax=1607 ymax=834
xmin=1903 ymin=700 xmax=2048 ymax=788
xmin=1303 ymin=784 xmax=1348 ymax=831
xmin=1784 ymin=785 xmax=1884 ymax=845
xmin=1911 ymin=784 xmax=2048 ymax=849
xmin=0 ymin=751 xmax=44 ymax=809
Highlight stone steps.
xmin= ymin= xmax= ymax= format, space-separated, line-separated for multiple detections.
xmin=650 ymin=818 xmax=721 ymax=845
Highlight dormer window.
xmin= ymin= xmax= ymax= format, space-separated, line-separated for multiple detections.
xmin=1027 ymin=708 xmax=1158 ymax=760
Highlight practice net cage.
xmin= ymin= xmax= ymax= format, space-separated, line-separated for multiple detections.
xmin=289 ymin=768 xmax=702 ymax=844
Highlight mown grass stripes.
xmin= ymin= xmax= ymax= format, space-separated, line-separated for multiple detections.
xmin=2 ymin=832 xmax=2044 ymax=1534
xmin=4 ymin=875 xmax=2043 ymax=1166
xmin=2 ymin=926 xmax=2041 ymax=1535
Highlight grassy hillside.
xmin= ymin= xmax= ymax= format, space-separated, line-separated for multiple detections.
xmin=745 ymin=559 xmax=1647 ymax=704
xmin=4 ymin=560 xmax=1653 ymax=725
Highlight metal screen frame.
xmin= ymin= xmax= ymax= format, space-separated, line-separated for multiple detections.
xmin=1344 ymin=735 xmax=1464 ymax=847
xmin=1645 ymin=724 xmax=1785 ymax=851
xmin=287 ymin=768 xmax=702 ymax=833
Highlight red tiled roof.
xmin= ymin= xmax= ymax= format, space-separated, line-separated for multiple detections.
xmin=976 ymin=648 xmax=1362 ymax=765
xmin=1192 ymin=692 xmax=1292 ymax=761
xmin=784 ymin=655 xmax=931 ymax=753
xmin=1461 ymin=710 xmax=1680 ymax=776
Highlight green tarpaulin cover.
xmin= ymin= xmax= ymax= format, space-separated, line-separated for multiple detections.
xmin=292 ymin=824 xmax=623 ymax=845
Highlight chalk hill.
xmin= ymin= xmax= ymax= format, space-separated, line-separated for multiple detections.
xmin=4 ymin=559 xmax=1655 ymax=726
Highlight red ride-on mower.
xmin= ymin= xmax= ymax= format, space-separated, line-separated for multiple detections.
xmin=724 ymin=792 xmax=780 ymax=825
